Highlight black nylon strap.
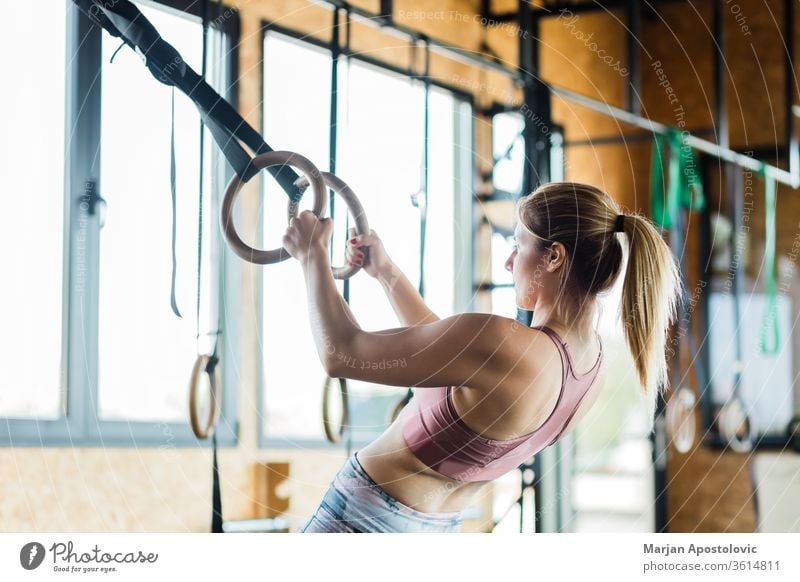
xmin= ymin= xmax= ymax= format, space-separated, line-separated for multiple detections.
xmin=328 ymin=8 xmax=339 ymax=264
xmin=199 ymin=0 xmax=223 ymax=534
xmin=204 ymin=1 xmax=223 ymax=534
xmin=211 ymin=403 xmax=223 ymax=533
xmin=73 ymin=0 xmax=303 ymax=199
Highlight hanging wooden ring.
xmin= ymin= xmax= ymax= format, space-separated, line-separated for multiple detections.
xmin=322 ymin=376 xmax=350 ymax=444
xmin=220 ymin=151 xmax=327 ymax=264
xmin=296 ymin=171 xmax=370 ymax=279
xmin=189 ymin=354 xmax=222 ymax=439
xmin=718 ymin=395 xmax=757 ymax=453
xmin=665 ymin=386 xmax=696 ymax=454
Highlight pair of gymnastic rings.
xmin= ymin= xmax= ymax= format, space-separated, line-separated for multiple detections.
xmin=187 ymin=150 xmax=373 ymax=441
xmin=664 ymin=381 xmax=759 ymax=454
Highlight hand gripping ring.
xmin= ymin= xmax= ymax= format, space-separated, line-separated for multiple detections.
xmin=322 ymin=376 xmax=350 ymax=444
xmin=665 ymin=386 xmax=696 ymax=454
xmin=189 ymin=354 xmax=222 ymax=439
xmin=296 ymin=171 xmax=370 ymax=280
xmin=718 ymin=395 xmax=757 ymax=453
xmin=220 ymin=151 xmax=327 ymax=264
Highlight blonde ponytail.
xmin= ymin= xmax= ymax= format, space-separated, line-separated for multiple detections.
xmin=618 ymin=212 xmax=683 ymax=432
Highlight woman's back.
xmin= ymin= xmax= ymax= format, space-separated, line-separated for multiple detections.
xmin=356 ymin=325 xmax=607 ymax=514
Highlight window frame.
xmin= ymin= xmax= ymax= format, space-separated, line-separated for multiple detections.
xmin=256 ymin=20 xmax=475 ymax=449
xmin=483 ymin=113 xmax=565 ymax=312
xmin=2 ymin=0 xmax=241 ymax=448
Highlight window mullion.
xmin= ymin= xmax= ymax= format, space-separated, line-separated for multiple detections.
xmin=67 ymin=5 xmax=103 ymax=444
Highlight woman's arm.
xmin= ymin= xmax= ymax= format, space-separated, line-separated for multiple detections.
xmin=347 ymin=230 xmax=439 ymax=325
xmin=284 ymin=212 xmax=527 ymax=390
xmin=373 ymin=260 xmax=439 ymax=326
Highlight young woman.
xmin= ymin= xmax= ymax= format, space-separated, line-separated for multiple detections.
xmin=282 ymin=182 xmax=682 ymax=533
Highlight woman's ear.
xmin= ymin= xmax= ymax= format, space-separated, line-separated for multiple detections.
xmin=547 ymin=242 xmax=566 ymax=271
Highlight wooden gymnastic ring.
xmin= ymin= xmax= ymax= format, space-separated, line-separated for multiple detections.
xmin=189 ymin=354 xmax=222 ymax=439
xmin=665 ymin=386 xmax=696 ymax=454
xmin=322 ymin=376 xmax=349 ymax=444
xmin=718 ymin=395 xmax=757 ymax=453
xmin=387 ymin=390 xmax=414 ymax=424
xmin=220 ymin=151 xmax=327 ymax=264
xmin=295 ymin=172 xmax=370 ymax=279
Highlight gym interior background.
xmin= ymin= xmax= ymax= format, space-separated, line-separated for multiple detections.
xmin=2 ymin=0 xmax=800 ymax=534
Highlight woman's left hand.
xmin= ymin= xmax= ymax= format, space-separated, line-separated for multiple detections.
xmin=282 ymin=210 xmax=333 ymax=264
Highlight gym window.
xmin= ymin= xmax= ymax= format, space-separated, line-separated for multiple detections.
xmin=0 ymin=6 xmax=67 ymax=423
xmin=1 ymin=0 xmax=241 ymax=447
xmin=486 ymin=111 xmax=524 ymax=316
xmin=259 ymin=27 xmax=474 ymax=447
xmin=492 ymin=112 xmax=525 ymax=196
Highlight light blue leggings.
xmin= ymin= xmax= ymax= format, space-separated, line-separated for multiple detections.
xmin=299 ymin=451 xmax=464 ymax=533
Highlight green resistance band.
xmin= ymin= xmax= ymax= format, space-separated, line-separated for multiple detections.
xmin=650 ymin=127 xmax=706 ymax=229
xmin=757 ymin=163 xmax=780 ymax=355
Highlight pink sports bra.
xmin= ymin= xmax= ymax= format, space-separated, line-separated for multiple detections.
xmin=400 ymin=325 xmax=604 ymax=483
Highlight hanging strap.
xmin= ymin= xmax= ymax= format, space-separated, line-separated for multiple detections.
xmin=650 ymin=132 xmax=667 ymax=225
xmin=757 ymin=163 xmax=780 ymax=355
xmin=197 ymin=0 xmax=208 ymax=332
xmin=419 ymin=37 xmax=430 ymax=299
xmin=329 ymin=6 xmax=340 ymax=251
xmin=331 ymin=7 xmax=353 ymax=456
xmin=211 ymin=430 xmax=222 ymax=532
xmin=650 ymin=128 xmax=706 ymax=229
xmin=169 ymin=88 xmax=181 ymax=317
xmin=668 ymin=160 xmax=708 ymax=430
xmin=199 ymin=1 xmax=224 ymax=533
xmin=73 ymin=0 xmax=302 ymax=200
xmin=408 ymin=37 xmax=430 ymax=295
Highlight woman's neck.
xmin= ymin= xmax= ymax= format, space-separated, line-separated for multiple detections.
xmin=530 ymin=301 xmax=597 ymax=342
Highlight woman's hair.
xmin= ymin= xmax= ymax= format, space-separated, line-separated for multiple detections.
xmin=516 ymin=182 xmax=683 ymax=432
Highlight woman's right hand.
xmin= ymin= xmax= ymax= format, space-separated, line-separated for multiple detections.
xmin=346 ymin=227 xmax=392 ymax=278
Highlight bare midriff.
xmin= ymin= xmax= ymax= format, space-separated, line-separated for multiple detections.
xmin=356 ymin=417 xmax=490 ymax=514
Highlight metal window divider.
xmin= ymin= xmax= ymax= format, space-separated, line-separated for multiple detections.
xmin=320 ymin=5 xmax=354 ymax=454
xmin=387 ymin=36 xmax=432 ymax=425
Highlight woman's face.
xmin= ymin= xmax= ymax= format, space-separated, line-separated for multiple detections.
xmin=504 ymin=223 xmax=559 ymax=310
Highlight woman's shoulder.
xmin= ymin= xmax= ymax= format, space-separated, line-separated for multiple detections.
xmin=467 ymin=322 xmax=564 ymax=395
